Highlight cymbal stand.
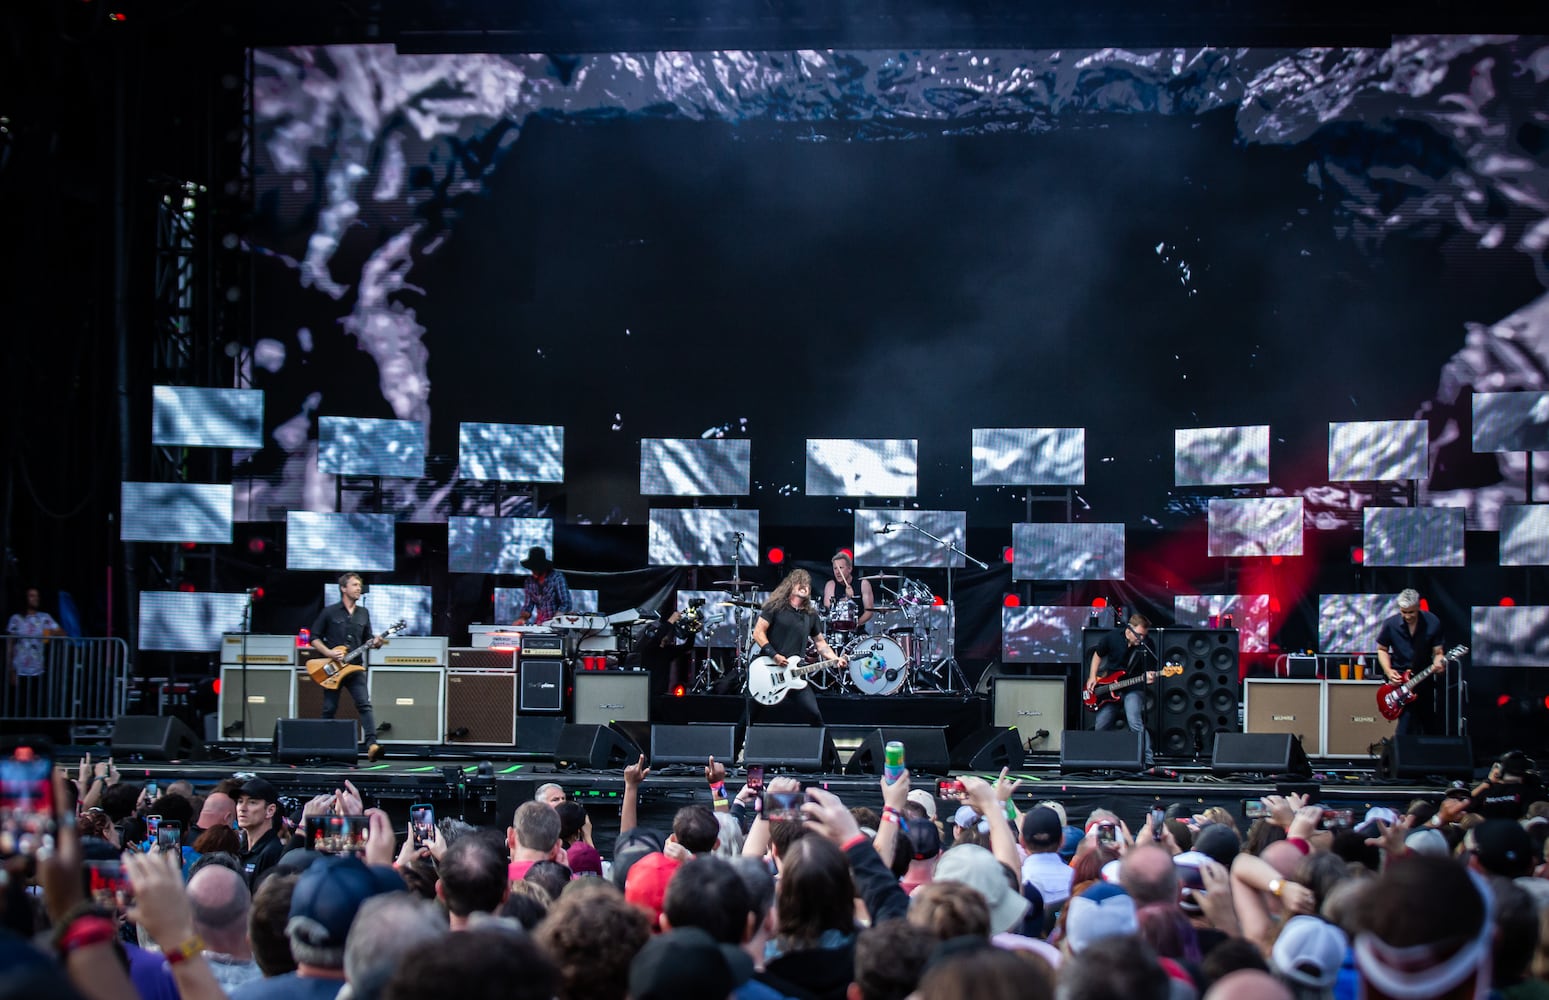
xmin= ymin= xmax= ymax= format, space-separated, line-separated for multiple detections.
xmin=892 ymin=521 xmax=983 ymax=693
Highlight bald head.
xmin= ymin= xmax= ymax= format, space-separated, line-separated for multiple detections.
xmin=1260 ymin=840 xmax=1304 ymax=879
xmin=198 ymin=792 xmax=237 ymax=829
xmin=1204 ymin=970 xmax=1293 ymax=1000
xmin=1119 ymin=845 xmax=1178 ymax=906
xmin=188 ymin=863 xmax=252 ymax=957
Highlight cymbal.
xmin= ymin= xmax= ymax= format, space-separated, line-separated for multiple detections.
xmin=859 ymin=573 xmax=903 ymax=581
xmin=712 ymin=579 xmax=756 ymax=590
xmin=718 ymin=599 xmax=762 ymax=609
xmin=870 ymin=603 xmax=902 ymax=613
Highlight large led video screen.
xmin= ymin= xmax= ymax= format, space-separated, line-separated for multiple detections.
xmin=1175 ymin=426 xmax=1270 ymax=487
xmin=641 ymin=439 xmax=751 ymax=496
xmin=1003 ymin=606 xmax=1104 ymax=663
xmin=285 ymin=512 xmax=396 ymax=572
xmin=1173 ymin=594 xmax=1271 ymax=653
xmin=972 ymin=429 xmax=1084 ymax=487
xmin=120 ymin=483 xmax=233 ymax=544
xmin=852 ymin=510 xmax=968 ymax=569
xmin=320 ymin=583 xmax=433 ymax=635
xmin=1472 ymin=606 xmax=1549 ymax=669
xmin=138 ymin=592 xmax=250 ymax=652
xmin=1207 ymin=498 xmax=1303 ymax=557
xmin=805 ymin=440 xmax=918 ymax=498
xmin=1011 ymin=524 xmax=1125 ymax=581
xmin=318 ymin=417 xmax=426 ymax=478
xmin=458 ymin=423 xmax=564 ymax=483
xmin=1318 ymin=594 xmax=1400 ymax=655
xmin=1501 ymin=506 xmax=1549 ymax=566
xmin=493 ymin=587 xmax=598 ymax=622
xmin=1362 ymin=507 xmax=1465 ymax=567
xmin=447 ymin=516 xmax=553 ymax=575
xmin=1328 ymin=420 xmax=1428 ymax=483
xmin=152 ymin=386 xmax=264 ymax=449
xmin=1473 ymin=391 xmax=1549 ymax=453
xmin=648 ymin=509 xmax=759 ymax=567
xmin=243 ymin=39 xmax=1541 ymax=538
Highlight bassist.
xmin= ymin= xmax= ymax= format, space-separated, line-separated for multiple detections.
xmin=310 ymin=572 xmax=384 ymax=760
xmin=1086 ymin=613 xmax=1160 ymax=773
xmin=1375 ymin=588 xmax=1450 ymax=736
xmin=750 ymin=569 xmax=846 ymax=726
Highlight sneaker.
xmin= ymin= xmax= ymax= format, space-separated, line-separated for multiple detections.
xmin=367 ymin=743 xmax=384 ymax=762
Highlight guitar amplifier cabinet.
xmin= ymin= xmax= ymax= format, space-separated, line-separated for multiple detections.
xmin=445 ymin=670 xmax=517 ymax=745
xmin=448 ymin=647 xmax=518 ymax=669
xmin=520 ymin=660 xmax=566 ymax=713
xmin=1324 ymin=680 xmax=1397 ymax=758
xmin=365 ymin=667 xmax=445 ymax=744
xmin=991 ymin=677 xmax=1067 ymax=752
xmin=377 ymin=637 xmax=449 ymax=666
xmin=220 ymin=634 xmax=299 ymax=665
xmin=1243 ymin=679 xmax=1324 ymax=756
xmin=573 ymin=671 xmax=650 ymax=726
xmin=296 ymin=669 xmax=362 ymax=742
xmin=218 ymin=665 xmax=296 ymax=743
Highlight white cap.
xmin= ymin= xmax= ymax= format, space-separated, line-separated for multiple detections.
xmin=1272 ymin=916 xmax=1349 ymax=989
xmin=906 ymin=788 xmax=938 ymax=821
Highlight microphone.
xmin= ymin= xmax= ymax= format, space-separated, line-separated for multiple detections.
xmin=874 ymin=525 xmax=894 ymax=534
xmin=1031 ymin=729 xmax=1050 ymax=742
xmin=244 ymin=586 xmax=262 ymax=594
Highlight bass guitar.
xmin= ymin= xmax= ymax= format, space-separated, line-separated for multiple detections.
xmin=747 ymin=653 xmax=845 ymax=706
xmin=1376 ymin=644 xmax=1468 ymax=721
xmin=304 ymin=620 xmax=408 ymax=690
xmin=1081 ymin=663 xmax=1183 ymax=711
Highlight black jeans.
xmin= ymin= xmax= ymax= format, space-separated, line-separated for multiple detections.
xmin=322 ymin=671 xmax=376 ymax=744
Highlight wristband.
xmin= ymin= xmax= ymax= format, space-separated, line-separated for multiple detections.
xmin=163 ymin=935 xmax=206 ymax=966
xmin=881 ymin=807 xmax=901 ymax=825
xmin=1286 ymin=836 xmax=1311 ymax=855
xmin=58 ymin=916 xmax=118 ymax=956
xmin=709 ymin=781 xmax=727 ymax=799
xmin=841 ymin=834 xmax=870 ymax=852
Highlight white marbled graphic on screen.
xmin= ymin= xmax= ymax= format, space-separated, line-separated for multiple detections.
xmin=1011 ymin=523 xmax=1125 ymax=581
xmin=853 ymin=510 xmax=967 ymax=569
xmin=805 ymin=439 xmax=917 ymax=497
xmin=647 ymin=509 xmax=759 ymax=567
xmin=138 ymin=592 xmax=250 ymax=652
xmin=447 ymin=516 xmax=553 ymax=575
xmin=457 ymin=423 xmax=564 ymax=483
xmin=1501 ymin=506 xmax=1549 ymax=566
xmin=972 ymin=428 xmax=1084 ymax=486
xmin=1318 ymin=593 xmax=1399 ymax=655
xmin=1175 ymin=425 xmax=1270 ymax=486
xmin=1207 ymin=497 xmax=1303 ymax=557
xmin=641 ymin=438 xmax=751 ymax=496
xmin=1173 ymin=594 xmax=1271 ymax=653
xmin=318 ymin=417 xmax=426 ymax=478
xmin=1362 ymin=507 xmax=1465 ymax=567
xmin=286 ymin=512 xmax=396 ymax=572
xmin=1003 ymin=606 xmax=1098 ymax=662
xmin=121 ymin=483 xmax=234 ymax=544
xmin=1328 ymin=420 xmax=1428 ymax=482
xmin=1472 ymin=606 xmax=1549 ymax=668
xmin=320 ymin=583 xmax=433 ymax=634
xmin=1472 ymin=391 xmax=1549 ymax=453
xmin=152 ymin=386 xmax=264 ymax=449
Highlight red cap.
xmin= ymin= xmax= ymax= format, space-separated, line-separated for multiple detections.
xmin=624 ymin=852 xmax=681 ymax=925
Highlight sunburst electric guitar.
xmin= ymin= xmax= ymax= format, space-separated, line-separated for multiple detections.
xmin=1376 ymin=644 xmax=1468 ymax=721
xmin=304 ymin=620 xmax=407 ymax=690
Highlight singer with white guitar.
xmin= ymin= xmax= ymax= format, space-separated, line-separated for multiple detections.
xmin=1375 ymin=588 xmax=1451 ymax=736
xmin=748 ymin=569 xmax=848 ymax=725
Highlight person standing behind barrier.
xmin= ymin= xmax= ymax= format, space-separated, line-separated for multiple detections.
xmin=7 ymin=585 xmax=61 ymax=713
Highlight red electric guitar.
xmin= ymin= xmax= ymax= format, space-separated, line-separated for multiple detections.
xmin=1082 ymin=663 xmax=1183 ymax=711
xmin=1376 ymin=644 xmax=1468 ymax=721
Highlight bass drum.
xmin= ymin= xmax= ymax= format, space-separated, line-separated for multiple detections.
xmin=845 ymin=635 xmax=909 ymax=696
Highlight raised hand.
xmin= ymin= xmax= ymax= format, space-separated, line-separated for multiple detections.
xmin=624 ymin=754 xmax=650 ymax=786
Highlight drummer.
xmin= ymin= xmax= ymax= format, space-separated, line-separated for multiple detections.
xmin=822 ymin=550 xmax=875 ymax=635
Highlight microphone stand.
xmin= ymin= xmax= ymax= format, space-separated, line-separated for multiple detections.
xmin=234 ymin=592 xmax=256 ymax=765
xmin=891 ymin=521 xmax=983 ymax=694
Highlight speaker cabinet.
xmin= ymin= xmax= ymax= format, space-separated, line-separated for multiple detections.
xmin=573 ymin=672 xmax=650 ymax=726
xmin=1211 ymin=733 xmax=1312 ymax=777
xmin=1243 ymin=679 xmax=1324 ymax=756
xmin=744 ymin=725 xmax=838 ymax=772
xmin=367 ymin=668 xmax=445 ymax=744
xmin=111 ymin=715 xmax=207 ymax=761
xmin=273 ymin=718 xmax=358 ymax=765
xmin=295 ymin=670 xmax=362 ymax=738
xmin=553 ymin=723 xmax=641 ymax=769
xmin=1380 ymin=735 xmax=1474 ymax=781
xmin=445 ymin=670 xmax=516 ymax=744
xmin=650 ymin=724 xmax=738 ymax=766
xmin=847 ymin=726 xmax=952 ymax=776
xmin=949 ymin=727 xmax=1027 ymax=771
xmin=992 ymin=677 xmax=1067 ymax=752
xmin=1060 ymin=730 xmax=1144 ymax=772
xmin=218 ymin=666 xmax=296 ymax=743
xmin=1157 ymin=629 xmax=1240 ymax=757
xmin=518 ymin=716 xmax=567 ymax=754
xmin=1324 ymin=681 xmax=1397 ymax=757
xmin=520 ymin=660 xmax=565 ymax=713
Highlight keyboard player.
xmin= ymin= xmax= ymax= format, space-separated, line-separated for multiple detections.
xmin=512 ymin=546 xmax=572 ymax=625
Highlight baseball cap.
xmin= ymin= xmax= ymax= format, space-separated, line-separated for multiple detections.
xmin=286 ymin=855 xmax=405 ymax=951
xmin=1444 ymin=781 xmax=1472 ymax=801
xmin=903 ymin=815 xmax=942 ymax=861
xmin=612 ymin=827 xmax=666 ymax=889
xmin=931 ymin=844 xmax=1029 ymax=936
xmin=629 ymin=926 xmax=752 ymax=1000
xmin=567 ymin=842 xmax=604 ymax=878
xmin=954 ymin=805 xmax=989 ymax=834
xmin=1356 ymin=806 xmax=1399 ymax=837
xmin=1471 ymin=819 xmax=1534 ymax=877
xmin=1035 ymin=801 xmax=1068 ymax=828
xmin=1064 ymin=882 xmax=1138 ymax=954
xmin=238 ymin=777 xmax=280 ymax=804
xmin=906 ymin=789 xmax=939 ymax=821
xmin=1020 ymin=807 xmax=1063 ymax=850
xmin=1271 ymin=915 xmax=1349 ymax=989
xmin=624 ymin=852 xmax=681 ymax=923
xmin=1193 ymin=823 xmax=1241 ymax=867
xmin=1404 ymin=828 xmax=1450 ymax=858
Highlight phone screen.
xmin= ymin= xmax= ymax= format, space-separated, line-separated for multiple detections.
xmin=1150 ymin=808 xmax=1166 ymax=827
xmin=157 ymin=821 xmax=182 ymax=851
xmin=410 ymin=804 xmax=435 ymax=848
xmin=937 ymin=779 xmax=966 ymax=798
xmin=86 ymin=860 xmax=136 ymax=908
xmin=764 ymin=791 xmax=803 ymax=822
xmin=1096 ymin=822 xmax=1117 ymax=847
xmin=306 ymin=815 xmax=369 ymax=855
xmin=745 ymin=766 xmax=764 ymax=792
xmin=145 ymin=782 xmax=160 ymax=801
xmin=0 ymin=742 xmax=56 ymax=857
xmin=1243 ymin=800 xmax=1269 ymax=820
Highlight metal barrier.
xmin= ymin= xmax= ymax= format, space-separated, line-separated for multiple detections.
xmin=2 ymin=636 xmax=132 ymax=735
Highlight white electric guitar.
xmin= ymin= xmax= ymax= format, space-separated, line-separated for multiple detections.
xmin=747 ymin=653 xmax=845 ymax=706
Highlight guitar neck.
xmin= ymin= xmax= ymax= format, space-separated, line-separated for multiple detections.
xmin=1099 ymin=674 xmax=1145 ymax=696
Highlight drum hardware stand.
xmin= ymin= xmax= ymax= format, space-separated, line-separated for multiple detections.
xmin=891 ymin=521 xmax=980 ymax=693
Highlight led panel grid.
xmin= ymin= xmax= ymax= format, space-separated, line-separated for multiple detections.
xmin=120 ymin=482 xmax=234 ymax=544
xmin=457 ymin=423 xmax=564 ymax=482
xmin=648 ymin=509 xmax=759 ymax=567
xmin=1472 ymin=391 xmax=1549 ymax=453
xmin=1362 ymin=507 xmax=1465 ymax=567
xmin=1175 ymin=425 xmax=1270 ymax=486
xmin=852 ymin=510 xmax=967 ymax=569
xmin=1501 ymin=505 xmax=1549 ymax=566
xmin=151 ymin=386 xmax=264 ymax=449
xmin=1173 ymin=594 xmax=1271 ymax=653
xmin=1207 ymin=497 xmax=1303 ymax=557
xmin=138 ymin=591 xmax=250 ymax=652
xmin=971 ymin=428 xmax=1084 ymax=486
xmin=805 ymin=439 xmax=918 ymax=497
xmin=285 ymin=512 xmax=396 ymax=572
xmin=447 ymin=517 xmax=553 ymax=575
xmin=1328 ymin=420 xmax=1428 ymax=482
xmin=318 ymin=417 xmax=426 ymax=478
xmin=641 ymin=438 xmax=752 ymax=496
xmin=1472 ymin=606 xmax=1549 ymax=668
xmin=1003 ymin=606 xmax=1098 ymax=662
xmin=1318 ymin=594 xmax=1400 ymax=655
xmin=494 ymin=588 xmax=598 ymax=622
xmin=319 ymin=583 xmax=433 ymax=635
xmin=1011 ymin=523 xmax=1125 ymax=581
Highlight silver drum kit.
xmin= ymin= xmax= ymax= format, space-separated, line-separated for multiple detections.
xmin=804 ymin=574 xmax=949 ymax=696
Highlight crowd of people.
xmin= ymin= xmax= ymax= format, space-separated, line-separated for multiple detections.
xmin=4 ymin=747 xmax=1549 ymax=1000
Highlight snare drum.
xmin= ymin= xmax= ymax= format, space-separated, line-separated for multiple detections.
xmin=845 ymin=635 xmax=908 ymax=696
xmin=826 ymin=597 xmax=859 ymax=633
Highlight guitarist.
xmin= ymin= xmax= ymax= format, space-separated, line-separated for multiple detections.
xmin=1375 ymin=588 xmax=1450 ymax=736
xmin=309 ymin=572 xmax=385 ymax=761
xmin=749 ymin=569 xmax=847 ymax=725
xmin=1085 ymin=613 xmax=1160 ymax=773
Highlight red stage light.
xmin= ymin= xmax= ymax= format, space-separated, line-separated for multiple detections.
xmin=250 ymin=587 xmax=265 ymax=601
xmin=1269 ymin=596 xmax=1282 ymax=614
xmin=839 ymin=547 xmax=854 ymax=560
xmin=767 ymin=547 xmax=785 ymax=565
xmin=1501 ymin=596 xmax=1517 ymax=607
xmin=1270 ymin=555 xmax=1283 ymax=566
xmin=1002 ymin=547 xmax=1015 ymax=563
xmin=672 ymin=685 xmax=686 ymax=698
xmin=1542 ymin=694 xmax=1549 ymax=712
xmin=932 ymin=595 xmax=944 ymax=606
xmin=212 ymin=679 xmax=222 ymax=695
xmin=108 ymin=12 xmax=126 ymax=21
xmin=1091 ymin=597 xmax=1108 ymax=609
xmin=1419 ymin=598 xmax=1430 ymax=612
xmin=1351 ymin=547 xmax=1364 ymax=564
xmin=177 ymin=581 xmax=196 ymax=592
xmin=1003 ymin=594 xmax=1021 ymax=608
xmin=247 ymin=537 xmax=267 ymax=554
xmin=180 ymin=541 xmax=198 ymax=551
xmin=1497 ymin=694 xmax=1512 ymax=708
xmin=404 ymin=539 xmax=424 ymax=558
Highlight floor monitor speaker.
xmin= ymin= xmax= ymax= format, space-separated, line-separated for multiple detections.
xmin=743 ymin=725 xmax=838 ymax=772
xmin=110 ymin=715 xmax=207 ymax=761
xmin=650 ymin=724 xmax=738 ymax=766
xmin=1379 ymin=735 xmax=1473 ymax=781
xmin=949 ymin=727 xmax=1027 ymax=772
xmin=1060 ymin=730 xmax=1144 ymax=772
xmin=846 ymin=726 xmax=951 ymax=775
xmin=516 ymin=716 xmax=567 ymax=754
xmin=553 ymin=723 xmax=641 ymax=770
xmin=273 ymin=718 xmax=358 ymax=765
xmin=1211 ymin=732 xmax=1312 ymax=777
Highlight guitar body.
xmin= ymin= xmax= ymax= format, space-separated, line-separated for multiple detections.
xmin=1375 ymin=676 xmax=1414 ymax=721
xmin=305 ymin=650 xmax=366 ymax=690
xmin=1081 ymin=671 xmax=1129 ymax=711
xmin=747 ymin=655 xmax=808 ymax=706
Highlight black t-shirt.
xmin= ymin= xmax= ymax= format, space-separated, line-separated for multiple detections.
xmin=1093 ymin=627 xmax=1147 ymax=679
xmin=759 ymin=605 xmax=821 ymax=657
xmin=1375 ymin=611 xmax=1444 ymax=671
xmin=311 ymin=600 xmax=373 ymax=652
xmin=1473 ymin=776 xmax=1548 ymax=820
xmin=240 ymin=825 xmax=286 ymax=887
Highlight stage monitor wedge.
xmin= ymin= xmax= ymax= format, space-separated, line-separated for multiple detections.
xmin=111 ymin=715 xmax=207 ymax=762
xmin=1060 ymin=731 xmax=1143 ymax=772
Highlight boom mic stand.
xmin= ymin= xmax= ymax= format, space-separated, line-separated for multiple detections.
xmin=892 ymin=521 xmax=982 ymax=693
xmin=233 ymin=593 xmax=256 ymax=764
